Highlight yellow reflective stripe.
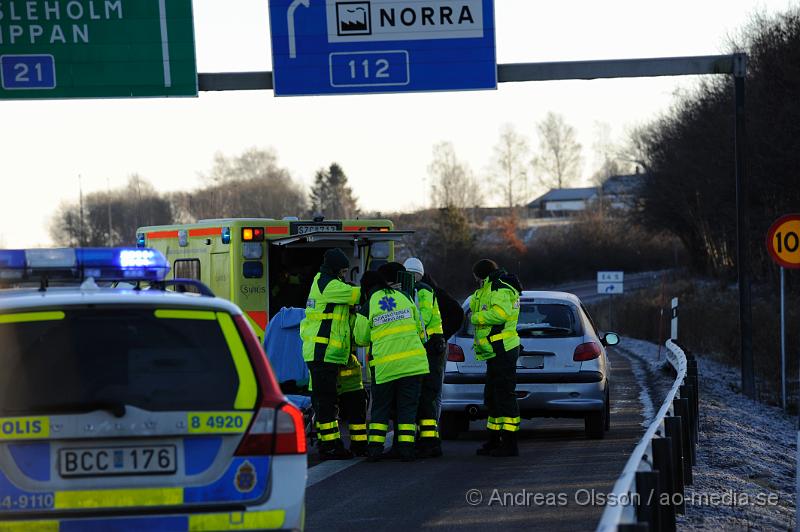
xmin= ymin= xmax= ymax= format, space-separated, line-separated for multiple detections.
xmin=188 ymin=510 xmax=286 ymax=531
xmin=349 ymin=424 xmax=367 ymax=431
xmin=350 ymin=434 xmax=368 ymax=441
xmin=0 ymin=521 xmax=58 ymax=532
xmin=313 ymin=336 xmax=343 ymax=348
xmin=397 ymin=424 xmax=416 ymax=431
xmin=154 ymin=309 xmax=216 ymax=321
xmin=216 ymin=312 xmax=258 ymax=409
xmin=426 ymin=325 xmax=444 ymax=335
xmin=188 ymin=412 xmax=253 ymax=434
xmin=495 ymin=417 xmax=521 ymax=424
xmin=397 ymin=435 xmax=415 ymax=442
xmin=419 ymin=419 xmax=437 ymax=426
xmin=305 ymin=313 xmax=347 ymax=321
xmin=0 ymin=311 xmax=65 ymax=324
xmin=339 ymin=369 xmax=361 ymax=377
xmin=493 ymin=305 xmax=508 ymax=318
xmin=369 ymin=348 xmax=426 ymax=367
xmin=0 ymin=417 xmax=50 ymax=440
xmin=349 ymin=287 xmax=360 ymax=305
xmin=487 ymin=416 xmax=498 ymax=423
xmin=489 ymin=330 xmax=516 ymax=343
xmin=55 ymin=487 xmax=183 ymax=509
xmin=372 ymin=324 xmax=417 ymax=340
xmin=420 ymin=430 xmax=439 ymax=438
xmin=318 ymin=431 xmax=341 ymax=441
xmin=487 ymin=422 xmax=501 ymax=431
xmin=369 ymin=423 xmax=389 ymax=431
xmin=369 ymin=435 xmax=386 ymax=443
xmin=502 ymin=424 xmax=520 ymax=432
xmin=477 ymin=314 xmax=486 ymax=325
xmin=317 ymin=420 xmax=339 ymax=430
xmin=419 ymin=301 xmax=433 ymax=309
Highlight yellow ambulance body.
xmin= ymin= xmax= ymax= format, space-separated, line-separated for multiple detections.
xmin=136 ymin=217 xmax=408 ymax=340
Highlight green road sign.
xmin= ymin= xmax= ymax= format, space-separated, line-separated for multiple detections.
xmin=0 ymin=0 xmax=197 ymax=99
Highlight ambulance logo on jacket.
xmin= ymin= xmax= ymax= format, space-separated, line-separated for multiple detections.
xmin=379 ymin=296 xmax=397 ymax=312
xmin=235 ymin=460 xmax=257 ymax=493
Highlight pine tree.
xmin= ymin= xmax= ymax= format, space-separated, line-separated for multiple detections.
xmin=309 ymin=163 xmax=359 ymax=219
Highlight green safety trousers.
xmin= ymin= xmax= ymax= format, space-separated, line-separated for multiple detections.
xmin=485 ymin=346 xmax=521 ymax=434
xmin=368 ymin=376 xmax=422 ymax=460
xmin=416 ymin=335 xmax=447 ymax=451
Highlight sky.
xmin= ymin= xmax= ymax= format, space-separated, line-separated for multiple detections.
xmin=0 ymin=0 xmax=794 ymax=248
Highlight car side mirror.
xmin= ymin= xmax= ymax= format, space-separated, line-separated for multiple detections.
xmin=603 ymin=332 xmax=620 ymax=346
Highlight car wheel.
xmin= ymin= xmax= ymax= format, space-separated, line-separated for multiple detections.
xmin=604 ymin=389 xmax=611 ymax=432
xmin=585 ymin=408 xmax=606 ymax=440
xmin=440 ymin=412 xmax=469 ymax=440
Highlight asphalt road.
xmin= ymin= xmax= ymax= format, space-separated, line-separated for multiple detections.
xmin=304 ymin=348 xmax=644 ymax=531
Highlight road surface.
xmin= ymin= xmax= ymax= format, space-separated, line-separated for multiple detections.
xmin=304 ymin=348 xmax=644 ymax=531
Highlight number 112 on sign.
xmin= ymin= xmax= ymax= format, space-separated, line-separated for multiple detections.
xmin=329 ymin=51 xmax=410 ymax=88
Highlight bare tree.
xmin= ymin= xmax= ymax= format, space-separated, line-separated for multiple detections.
xmin=590 ymin=121 xmax=632 ymax=185
xmin=187 ymin=147 xmax=307 ymax=219
xmin=533 ymin=112 xmax=583 ymax=190
xmin=490 ymin=124 xmax=531 ymax=210
xmin=618 ymin=124 xmax=653 ymax=175
xmin=428 ymin=142 xmax=484 ymax=209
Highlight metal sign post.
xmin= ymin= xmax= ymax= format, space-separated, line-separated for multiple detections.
xmin=670 ymin=297 xmax=679 ymax=341
xmin=780 ymin=267 xmax=786 ymax=410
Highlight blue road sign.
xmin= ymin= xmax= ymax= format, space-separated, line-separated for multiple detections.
xmin=268 ymin=0 xmax=496 ymax=96
xmin=1 ymin=55 xmax=56 ymax=90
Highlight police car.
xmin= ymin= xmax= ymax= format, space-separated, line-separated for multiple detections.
xmin=0 ymin=248 xmax=306 ymax=531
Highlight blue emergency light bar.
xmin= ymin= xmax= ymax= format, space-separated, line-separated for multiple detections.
xmin=0 ymin=247 xmax=169 ymax=283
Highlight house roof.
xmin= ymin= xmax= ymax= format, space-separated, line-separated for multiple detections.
xmin=527 ymin=187 xmax=599 ymax=208
xmin=602 ymin=173 xmax=645 ymax=195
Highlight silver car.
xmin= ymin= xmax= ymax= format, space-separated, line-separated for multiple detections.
xmin=440 ymin=290 xmax=619 ymax=439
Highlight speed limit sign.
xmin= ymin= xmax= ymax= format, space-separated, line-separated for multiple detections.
xmin=767 ymin=214 xmax=800 ymax=269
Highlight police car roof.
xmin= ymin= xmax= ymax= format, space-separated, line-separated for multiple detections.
xmin=0 ymin=286 xmax=244 ymax=314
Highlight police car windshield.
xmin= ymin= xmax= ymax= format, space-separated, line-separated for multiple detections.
xmin=0 ymin=307 xmax=242 ymax=416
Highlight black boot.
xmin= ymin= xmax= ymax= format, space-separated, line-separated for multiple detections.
xmin=489 ymin=431 xmax=519 ymax=457
xmin=350 ymin=442 xmax=369 ymax=457
xmin=319 ymin=440 xmax=354 ymax=461
xmin=476 ymin=431 xmax=501 ymax=456
xmin=416 ymin=439 xmax=443 ymax=459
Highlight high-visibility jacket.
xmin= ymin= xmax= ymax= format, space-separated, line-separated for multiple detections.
xmin=354 ymin=288 xmax=429 ymax=385
xmin=337 ymin=354 xmax=364 ymax=394
xmin=470 ymin=270 xmax=520 ymax=360
xmin=416 ymin=282 xmax=444 ymax=341
xmin=300 ymin=271 xmax=360 ymax=365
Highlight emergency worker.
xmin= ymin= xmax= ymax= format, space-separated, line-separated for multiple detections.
xmin=470 ymin=259 xmax=522 ymax=457
xmin=300 ymin=248 xmax=360 ymax=460
xmin=403 ymin=257 xmax=446 ymax=458
xmin=354 ymin=271 xmax=429 ymax=462
xmin=337 ymin=314 xmax=368 ymax=457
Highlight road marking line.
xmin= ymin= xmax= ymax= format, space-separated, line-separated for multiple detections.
xmin=306 ymin=431 xmax=393 ymax=487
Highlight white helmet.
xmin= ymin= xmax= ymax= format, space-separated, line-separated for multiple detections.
xmin=403 ymin=257 xmax=424 ymax=277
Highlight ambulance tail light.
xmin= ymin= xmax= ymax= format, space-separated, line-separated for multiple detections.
xmin=242 ymin=227 xmax=265 ymax=242
xmin=221 ymin=227 xmax=231 ymax=245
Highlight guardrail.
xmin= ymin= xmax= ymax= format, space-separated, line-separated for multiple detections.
xmin=596 ymin=339 xmax=700 ymax=532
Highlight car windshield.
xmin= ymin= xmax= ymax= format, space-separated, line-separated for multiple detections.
xmin=461 ymin=301 xmax=581 ymax=338
xmin=0 ymin=307 xmax=244 ymax=416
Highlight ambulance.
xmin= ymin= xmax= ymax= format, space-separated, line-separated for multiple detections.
xmin=136 ymin=217 xmax=410 ymax=340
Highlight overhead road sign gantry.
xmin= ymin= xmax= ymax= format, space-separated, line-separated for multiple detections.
xmin=267 ymin=0 xmax=497 ymax=96
xmin=0 ymin=0 xmax=197 ymax=99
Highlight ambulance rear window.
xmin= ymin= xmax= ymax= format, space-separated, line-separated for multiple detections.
xmin=0 ymin=308 xmax=247 ymax=416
